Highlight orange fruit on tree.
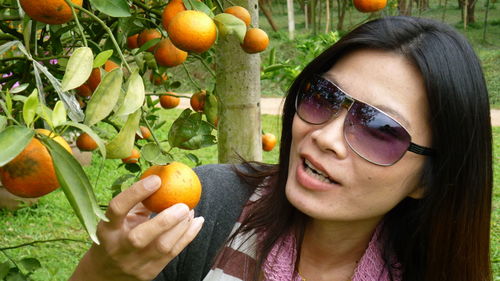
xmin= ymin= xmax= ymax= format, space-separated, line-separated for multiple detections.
xmin=76 ymin=132 xmax=98 ymax=151
xmin=137 ymin=29 xmax=162 ymax=52
xmin=136 ymin=126 xmax=152 ymax=140
xmin=160 ymin=93 xmax=181 ymax=109
xmin=161 ymin=0 xmax=186 ymax=30
xmin=262 ymin=132 xmax=277 ymax=151
xmin=76 ymin=84 xmax=92 ymax=98
xmin=140 ymin=162 xmax=202 ymax=213
xmin=19 ymin=0 xmax=83 ymax=25
xmin=86 ymin=67 xmax=101 ymax=92
xmin=122 ymin=148 xmax=140 ymax=164
xmin=154 ymin=38 xmax=188 ymax=67
xmin=353 ymin=0 xmax=387 ymax=12
xmin=104 ymin=60 xmax=120 ymax=72
xmin=241 ymin=28 xmax=269 ymax=54
xmin=150 ymin=71 xmax=169 ymax=85
xmin=167 ymin=10 xmax=217 ymax=53
xmin=0 ymin=129 xmax=72 ymax=198
xmin=190 ymin=90 xmax=206 ymax=112
xmin=224 ymin=6 xmax=251 ymax=27
xmin=127 ymin=33 xmax=139 ymax=49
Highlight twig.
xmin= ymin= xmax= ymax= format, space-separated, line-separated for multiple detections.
xmin=64 ymin=0 xmax=87 ymax=47
xmin=0 ymin=238 xmax=88 ymax=251
xmin=65 ymin=2 xmax=132 ymax=73
xmin=182 ymin=63 xmax=202 ymax=91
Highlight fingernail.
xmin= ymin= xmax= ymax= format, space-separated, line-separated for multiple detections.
xmin=193 ymin=216 xmax=205 ymax=229
xmin=143 ymin=175 xmax=161 ymax=191
xmin=189 ymin=209 xmax=195 ymax=220
xmin=171 ymin=203 xmax=189 ymax=219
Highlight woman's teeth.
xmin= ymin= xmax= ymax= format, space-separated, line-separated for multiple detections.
xmin=304 ymin=159 xmax=334 ymax=184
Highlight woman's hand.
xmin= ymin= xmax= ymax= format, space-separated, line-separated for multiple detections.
xmin=69 ymin=175 xmax=205 ymax=281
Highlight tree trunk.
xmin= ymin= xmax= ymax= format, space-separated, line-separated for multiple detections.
xmin=216 ymin=0 xmax=263 ymax=163
xmin=336 ymin=0 xmax=348 ymax=31
xmin=304 ymin=2 xmax=309 ymax=30
xmin=259 ymin=0 xmax=279 ymax=31
xmin=287 ymin=0 xmax=295 ymax=39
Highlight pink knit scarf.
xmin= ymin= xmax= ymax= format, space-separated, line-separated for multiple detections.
xmin=262 ymin=225 xmax=402 ymax=281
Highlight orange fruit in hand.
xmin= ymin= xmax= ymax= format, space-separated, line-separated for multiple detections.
xmin=241 ymin=28 xmax=269 ymax=54
xmin=76 ymin=133 xmax=98 ymax=151
xmin=262 ymin=132 xmax=277 ymax=151
xmin=160 ymin=93 xmax=181 ymax=109
xmin=136 ymin=126 xmax=152 ymax=140
xmin=353 ymin=0 xmax=387 ymax=12
xmin=224 ymin=6 xmax=251 ymax=27
xmin=20 ymin=0 xmax=83 ymax=25
xmin=167 ymin=10 xmax=217 ymax=53
xmin=154 ymin=38 xmax=188 ymax=67
xmin=0 ymin=129 xmax=72 ymax=198
xmin=161 ymin=0 xmax=186 ymax=30
xmin=122 ymin=148 xmax=140 ymax=164
xmin=127 ymin=34 xmax=139 ymax=49
xmin=137 ymin=29 xmax=162 ymax=52
xmin=141 ymin=162 xmax=202 ymax=212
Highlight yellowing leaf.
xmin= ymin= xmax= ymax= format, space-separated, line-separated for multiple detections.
xmin=61 ymin=47 xmax=94 ymax=91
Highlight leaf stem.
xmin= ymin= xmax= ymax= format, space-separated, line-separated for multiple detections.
xmin=192 ymin=54 xmax=216 ymax=78
xmin=65 ymin=2 xmax=132 ymax=73
xmin=0 ymin=238 xmax=88 ymax=251
xmin=182 ymin=63 xmax=202 ymax=91
xmin=140 ymin=110 xmax=172 ymax=158
xmin=64 ymin=0 xmax=87 ymax=47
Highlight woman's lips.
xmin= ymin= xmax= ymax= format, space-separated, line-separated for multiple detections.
xmin=296 ymin=158 xmax=341 ymax=191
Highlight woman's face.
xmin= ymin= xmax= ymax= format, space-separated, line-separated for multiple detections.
xmin=285 ymin=49 xmax=432 ymax=224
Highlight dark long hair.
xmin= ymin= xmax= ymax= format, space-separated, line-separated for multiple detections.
xmin=229 ymin=16 xmax=493 ymax=281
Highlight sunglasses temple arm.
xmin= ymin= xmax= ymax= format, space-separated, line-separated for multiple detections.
xmin=408 ymin=142 xmax=435 ymax=156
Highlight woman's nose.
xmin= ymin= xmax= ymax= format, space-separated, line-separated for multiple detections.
xmin=310 ymin=109 xmax=350 ymax=160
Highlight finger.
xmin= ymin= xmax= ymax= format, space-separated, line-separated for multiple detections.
xmin=155 ymin=216 xmax=205 ymax=260
xmin=105 ymin=175 xmax=161 ymax=227
xmin=148 ymin=212 xmax=198 ymax=257
xmin=126 ymin=203 xmax=190 ymax=249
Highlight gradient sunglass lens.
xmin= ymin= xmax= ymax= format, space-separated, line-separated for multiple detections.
xmin=297 ymin=81 xmax=344 ymax=124
xmin=344 ymin=103 xmax=411 ymax=165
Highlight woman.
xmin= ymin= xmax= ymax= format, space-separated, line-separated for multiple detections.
xmin=70 ymin=16 xmax=493 ymax=281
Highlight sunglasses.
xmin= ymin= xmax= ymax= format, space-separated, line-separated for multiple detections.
xmin=295 ymin=75 xmax=434 ymax=166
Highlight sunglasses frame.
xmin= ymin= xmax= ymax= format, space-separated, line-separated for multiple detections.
xmin=294 ymin=75 xmax=434 ymax=166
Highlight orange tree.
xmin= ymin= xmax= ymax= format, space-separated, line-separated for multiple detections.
xmin=0 ymin=0 xmax=267 ymax=279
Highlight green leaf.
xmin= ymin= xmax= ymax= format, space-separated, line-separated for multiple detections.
xmin=5 ymin=270 xmax=26 ymax=281
xmin=183 ymin=0 xmax=214 ymax=17
xmin=185 ymin=152 xmax=201 ymax=166
xmin=0 ymin=126 xmax=34 ymax=170
xmin=114 ymin=71 xmax=145 ymax=116
xmin=61 ymin=47 xmax=94 ymax=91
xmin=214 ymin=13 xmax=246 ymax=43
xmin=10 ymin=83 xmax=29 ymax=94
xmin=168 ymin=109 xmax=217 ymax=150
xmin=93 ymin=50 xmax=114 ymax=68
xmin=5 ymin=90 xmax=12 ymax=113
xmin=84 ymin=68 xmax=123 ymax=127
xmin=141 ymin=143 xmax=173 ymax=165
xmin=41 ymin=136 xmax=107 ymax=245
xmin=105 ymin=110 xmax=141 ymax=159
xmin=136 ymin=38 xmax=161 ymax=54
xmin=37 ymin=104 xmax=54 ymax=128
xmin=19 ymin=258 xmax=41 ymax=273
xmin=62 ymin=121 xmax=107 ymax=159
xmin=23 ymin=89 xmax=38 ymax=127
xmin=52 ymin=101 xmax=67 ymax=128
xmin=110 ymin=174 xmax=136 ymax=198
xmin=89 ymin=0 xmax=131 ymax=17
xmin=0 ymin=261 xmax=11 ymax=280
xmin=0 ymin=116 xmax=7 ymax=131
